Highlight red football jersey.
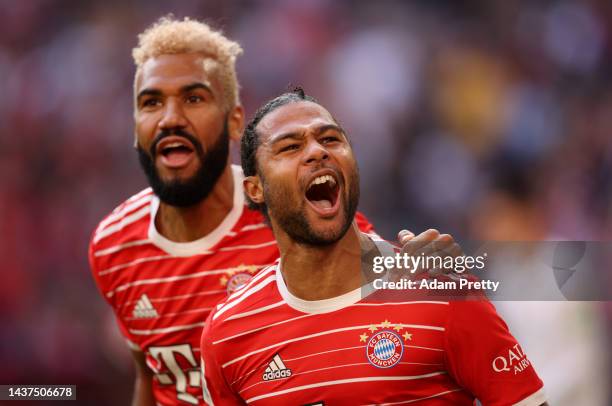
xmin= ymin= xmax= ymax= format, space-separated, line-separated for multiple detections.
xmin=89 ymin=165 xmax=374 ymax=405
xmin=201 ymin=237 xmax=545 ymax=405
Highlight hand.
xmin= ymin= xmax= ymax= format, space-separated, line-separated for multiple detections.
xmin=397 ymin=228 xmax=463 ymax=276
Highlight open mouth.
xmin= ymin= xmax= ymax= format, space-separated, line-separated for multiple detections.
xmin=156 ymin=137 xmax=195 ymax=169
xmin=305 ymin=172 xmax=340 ymax=215
xmin=161 ymin=142 xmax=193 ymax=156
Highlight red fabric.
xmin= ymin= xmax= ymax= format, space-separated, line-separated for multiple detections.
xmin=89 ymin=186 xmax=376 ymax=406
xmin=202 ymin=258 xmax=543 ymax=405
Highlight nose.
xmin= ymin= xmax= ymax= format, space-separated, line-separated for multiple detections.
xmin=302 ymin=139 xmax=329 ymax=165
xmin=158 ymin=99 xmax=188 ymax=130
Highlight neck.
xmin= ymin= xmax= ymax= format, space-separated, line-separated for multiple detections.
xmin=276 ymin=223 xmax=366 ymax=301
xmin=155 ymin=165 xmax=234 ymax=242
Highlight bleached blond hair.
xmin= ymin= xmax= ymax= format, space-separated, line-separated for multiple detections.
xmin=132 ymin=16 xmax=243 ymax=110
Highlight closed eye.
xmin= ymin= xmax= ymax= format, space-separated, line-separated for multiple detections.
xmin=279 ymin=144 xmax=300 ymax=153
xmin=321 ymin=136 xmax=340 ymax=144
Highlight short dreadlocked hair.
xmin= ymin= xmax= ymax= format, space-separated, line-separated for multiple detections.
xmin=240 ymin=87 xmax=318 ymax=213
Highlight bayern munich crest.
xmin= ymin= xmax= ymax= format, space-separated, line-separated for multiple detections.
xmin=219 ymin=264 xmax=259 ymax=294
xmin=360 ymin=320 xmax=412 ymax=369
xmin=225 ymin=272 xmax=252 ymax=294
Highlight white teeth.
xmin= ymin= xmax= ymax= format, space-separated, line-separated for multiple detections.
xmin=310 ymin=175 xmax=337 ymax=188
xmin=165 ymin=142 xmax=184 ymax=148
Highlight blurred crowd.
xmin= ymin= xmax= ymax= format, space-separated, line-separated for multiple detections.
xmin=1 ymin=0 xmax=611 ymax=404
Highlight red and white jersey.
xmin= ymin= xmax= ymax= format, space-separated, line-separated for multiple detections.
xmin=201 ymin=237 xmax=546 ymax=406
xmin=88 ymin=165 xmax=374 ymax=406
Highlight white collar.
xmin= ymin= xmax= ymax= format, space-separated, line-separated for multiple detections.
xmin=148 ymin=165 xmax=245 ymax=257
xmin=276 ymin=262 xmax=363 ymax=314
xmin=275 ymin=234 xmax=393 ymax=314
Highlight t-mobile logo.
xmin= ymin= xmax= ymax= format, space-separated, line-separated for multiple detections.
xmin=149 ymin=344 xmax=201 ymax=404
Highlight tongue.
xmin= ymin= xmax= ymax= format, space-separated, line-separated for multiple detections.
xmin=311 ymin=199 xmax=332 ymax=209
xmin=161 ymin=149 xmax=193 ymax=167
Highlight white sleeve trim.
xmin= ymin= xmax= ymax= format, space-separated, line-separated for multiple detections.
xmin=125 ymin=338 xmax=141 ymax=351
xmin=512 ymin=387 xmax=546 ymax=406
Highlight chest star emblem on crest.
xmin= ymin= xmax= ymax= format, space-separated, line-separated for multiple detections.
xmin=359 ymin=320 xmax=412 ymax=368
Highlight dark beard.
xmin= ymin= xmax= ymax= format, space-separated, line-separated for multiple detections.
xmin=264 ymin=164 xmax=360 ymax=246
xmin=137 ymin=121 xmax=229 ymax=207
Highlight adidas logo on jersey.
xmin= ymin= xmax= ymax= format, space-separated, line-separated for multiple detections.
xmin=132 ymin=294 xmax=158 ymax=319
xmin=262 ymin=354 xmax=292 ymax=381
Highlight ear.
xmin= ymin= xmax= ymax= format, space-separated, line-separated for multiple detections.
xmin=243 ymin=175 xmax=264 ymax=205
xmin=227 ymin=105 xmax=245 ymax=142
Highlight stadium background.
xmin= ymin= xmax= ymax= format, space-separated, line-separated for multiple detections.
xmin=1 ymin=0 xmax=611 ymax=404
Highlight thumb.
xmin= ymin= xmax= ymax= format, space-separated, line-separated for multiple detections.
xmin=398 ymin=229 xmax=415 ymax=244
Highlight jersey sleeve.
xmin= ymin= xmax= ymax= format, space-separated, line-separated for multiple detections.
xmin=355 ymin=211 xmax=376 ymax=234
xmin=445 ymin=300 xmax=546 ymax=406
xmin=200 ymin=311 xmax=244 ymax=405
xmin=88 ymin=234 xmax=141 ymax=352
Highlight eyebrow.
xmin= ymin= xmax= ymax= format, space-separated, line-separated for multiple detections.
xmin=136 ymin=82 xmax=214 ymax=104
xmin=268 ymin=124 xmax=345 ymax=145
xmin=136 ymin=88 xmax=162 ymax=103
xmin=182 ymin=82 xmax=213 ymax=95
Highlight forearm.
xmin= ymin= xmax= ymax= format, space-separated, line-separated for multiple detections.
xmin=131 ymin=373 xmax=155 ymax=406
xmin=131 ymin=350 xmax=155 ymax=406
